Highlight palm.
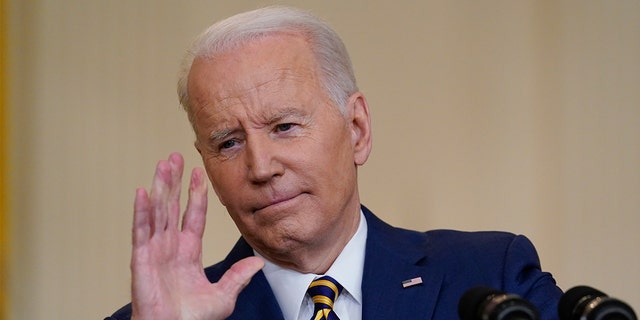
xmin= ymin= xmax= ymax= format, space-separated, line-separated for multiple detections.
xmin=130 ymin=153 xmax=263 ymax=320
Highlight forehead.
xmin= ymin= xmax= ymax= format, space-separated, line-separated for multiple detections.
xmin=187 ymin=34 xmax=323 ymax=112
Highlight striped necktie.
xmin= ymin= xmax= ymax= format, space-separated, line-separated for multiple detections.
xmin=307 ymin=275 xmax=343 ymax=320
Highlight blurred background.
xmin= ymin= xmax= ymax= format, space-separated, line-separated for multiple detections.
xmin=3 ymin=1 xmax=639 ymax=319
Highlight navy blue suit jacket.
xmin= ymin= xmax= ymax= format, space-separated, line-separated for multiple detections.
xmin=107 ymin=205 xmax=562 ymax=319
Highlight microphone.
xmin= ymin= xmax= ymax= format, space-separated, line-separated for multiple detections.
xmin=458 ymin=286 xmax=540 ymax=320
xmin=558 ymin=285 xmax=637 ymax=320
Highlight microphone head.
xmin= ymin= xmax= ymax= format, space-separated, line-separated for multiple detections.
xmin=459 ymin=286 xmax=540 ymax=320
xmin=459 ymin=286 xmax=503 ymax=320
xmin=559 ymin=285 xmax=637 ymax=320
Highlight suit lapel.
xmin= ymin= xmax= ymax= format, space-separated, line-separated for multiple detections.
xmin=220 ymin=238 xmax=286 ymax=320
xmin=225 ymin=207 xmax=445 ymax=319
xmin=361 ymin=207 xmax=444 ymax=319
xmin=231 ymin=270 xmax=285 ymax=320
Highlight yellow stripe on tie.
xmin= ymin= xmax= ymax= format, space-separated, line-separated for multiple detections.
xmin=311 ymin=295 xmax=334 ymax=308
xmin=307 ymin=275 xmax=343 ymax=320
xmin=309 ymin=279 xmax=340 ymax=297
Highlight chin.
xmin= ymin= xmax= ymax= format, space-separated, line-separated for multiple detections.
xmin=251 ymin=225 xmax=318 ymax=254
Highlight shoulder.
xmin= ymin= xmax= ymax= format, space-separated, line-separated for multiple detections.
xmin=423 ymin=229 xmax=523 ymax=253
xmin=106 ymin=304 xmax=131 ymax=320
xmin=362 ymin=205 xmax=533 ymax=264
xmin=419 ymin=229 xmax=540 ymax=268
xmin=407 ymin=228 xmax=530 ymax=262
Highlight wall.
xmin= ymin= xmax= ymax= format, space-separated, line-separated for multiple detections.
xmin=6 ymin=1 xmax=640 ymax=318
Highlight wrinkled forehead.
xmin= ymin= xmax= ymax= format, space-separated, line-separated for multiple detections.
xmin=187 ymin=34 xmax=325 ymax=110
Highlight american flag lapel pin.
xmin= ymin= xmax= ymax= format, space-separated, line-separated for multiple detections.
xmin=402 ymin=277 xmax=423 ymax=288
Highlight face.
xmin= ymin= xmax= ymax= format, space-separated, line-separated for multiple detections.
xmin=187 ymin=34 xmax=372 ymax=270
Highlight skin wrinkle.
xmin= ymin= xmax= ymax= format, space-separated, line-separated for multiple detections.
xmin=185 ymin=32 xmax=343 ymax=123
xmin=198 ymin=71 xmax=314 ymax=131
xmin=187 ymin=33 xmax=369 ymax=274
xmin=207 ymin=109 xmax=313 ymax=151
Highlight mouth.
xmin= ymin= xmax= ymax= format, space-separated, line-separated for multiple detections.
xmin=253 ymin=193 xmax=303 ymax=214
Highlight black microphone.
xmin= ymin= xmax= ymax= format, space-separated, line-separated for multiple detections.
xmin=558 ymin=285 xmax=637 ymax=320
xmin=458 ymin=286 xmax=540 ymax=320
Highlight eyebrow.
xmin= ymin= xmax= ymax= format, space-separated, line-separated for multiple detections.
xmin=207 ymin=107 xmax=310 ymax=142
xmin=209 ymin=128 xmax=234 ymax=142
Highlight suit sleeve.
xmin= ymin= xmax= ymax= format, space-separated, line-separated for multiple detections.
xmin=104 ymin=303 xmax=132 ymax=320
xmin=502 ymin=234 xmax=563 ymax=320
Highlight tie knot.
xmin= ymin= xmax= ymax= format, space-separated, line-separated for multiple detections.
xmin=307 ymin=275 xmax=343 ymax=311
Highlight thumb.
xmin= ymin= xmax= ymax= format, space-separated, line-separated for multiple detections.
xmin=216 ymin=256 xmax=265 ymax=299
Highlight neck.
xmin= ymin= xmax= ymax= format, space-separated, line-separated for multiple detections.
xmin=257 ymin=209 xmax=361 ymax=274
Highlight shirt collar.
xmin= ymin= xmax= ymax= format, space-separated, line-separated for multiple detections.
xmin=256 ymin=209 xmax=368 ymax=320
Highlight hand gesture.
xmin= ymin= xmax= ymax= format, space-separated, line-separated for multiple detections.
xmin=130 ymin=152 xmax=264 ymax=320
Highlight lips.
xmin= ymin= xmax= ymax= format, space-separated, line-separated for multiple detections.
xmin=253 ymin=192 xmax=303 ymax=213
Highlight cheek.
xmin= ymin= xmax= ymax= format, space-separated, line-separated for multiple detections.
xmin=319 ymin=132 xmax=355 ymax=169
xmin=203 ymin=161 xmax=238 ymax=207
xmin=310 ymin=140 xmax=356 ymax=190
xmin=206 ymin=172 xmax=227 ymax=206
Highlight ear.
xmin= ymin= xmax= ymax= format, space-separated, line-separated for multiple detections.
xmin=346 ymin=92 xmax=372 ymax=166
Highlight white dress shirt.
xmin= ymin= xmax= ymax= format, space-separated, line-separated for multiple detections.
xmin=255 ymin=210 xmax=368 ymax=320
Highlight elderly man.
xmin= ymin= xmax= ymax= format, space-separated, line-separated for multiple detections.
xmin=107 ymin=6 xmax=562 ymax=320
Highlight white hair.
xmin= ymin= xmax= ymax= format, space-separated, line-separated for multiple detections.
xmin=177 ymin=6 xmax=358 ymax=125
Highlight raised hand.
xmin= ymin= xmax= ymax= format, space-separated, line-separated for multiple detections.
xmin=130 ymin=152 xmax=264 ymax=320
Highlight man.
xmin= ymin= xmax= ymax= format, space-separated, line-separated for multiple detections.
xmin=107 ymin=6 xmax=562 ymax=320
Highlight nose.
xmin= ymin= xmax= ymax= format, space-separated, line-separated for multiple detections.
xmin=245 ymin=135 xmax=284 ymax=183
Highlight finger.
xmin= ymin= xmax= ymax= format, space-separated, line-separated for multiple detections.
xmin=166 ymin=152 xmax=184 ymax=230
xmin=149 ymin=160 xmax=171 ymax=235
xmin=216 ymin=256 xmax=265 ymax=299
xmin=132 ymin=188 xmax=151 ymax=247
xmin=182 ymin=167 xmax=208 ymax=238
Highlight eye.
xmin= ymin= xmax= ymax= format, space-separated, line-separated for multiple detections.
xmin=276 ymin=123 xmax=295 ymax=132
xmin=220 ymin=139 xmax=237 ymax=150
